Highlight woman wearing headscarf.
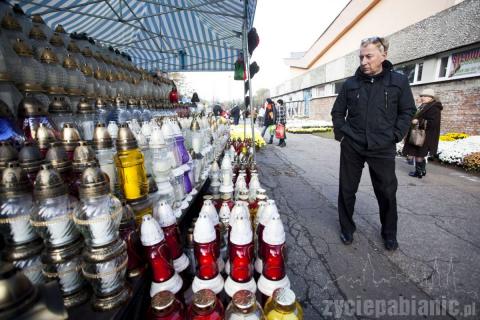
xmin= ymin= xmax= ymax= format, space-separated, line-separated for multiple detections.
xmin=402 ymin=89 xmax=443 ymax=178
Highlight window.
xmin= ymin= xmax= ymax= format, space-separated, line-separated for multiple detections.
xmin=438 ymin=56 xmax=449 ymax=78
xmin=394 ymin=61 xmax=424 ymax=84
xmin=416 ymin=63 xmax=423 ymax=82
xmin=395 ymin=63 xmax=416 ymax=83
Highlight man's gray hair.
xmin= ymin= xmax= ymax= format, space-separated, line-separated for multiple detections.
xmin=361 ymin=36 xmax=389 ymax=53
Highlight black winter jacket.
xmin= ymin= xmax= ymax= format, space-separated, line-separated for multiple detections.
xmin=331 ymin=61 xmax=416 ymax=151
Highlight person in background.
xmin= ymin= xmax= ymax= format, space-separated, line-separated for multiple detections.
xmin=331 ymin=36 xmax=416 ymax=251
xmin=230 ymin=105 xmax=241 ymax=125
xmin=191 ymin=92 xmax=200 ymax=105
xmin=169 ymin=86 xmax=179 ymax=104
xmin=276 ymin=99 xmax=287 ymax=147
xmin=402 ymin=89 xmax=443 ymax=178
xmin=213 ymin=104 xmax=223 ymax=117
xmin=257 ymin=104 xmax=265 ymax=127
xmin=262 ymin=98 xmax=276 ymax=144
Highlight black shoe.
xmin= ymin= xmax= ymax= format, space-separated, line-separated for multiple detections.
xmin=340 ymin=232 xmax=353 ymax=245
xmin=408 ymin=171 xmax=422 ymax=178
xmin=280 ymin=141 xmax=286 ymax=147
xmin=268 ymin=138 xmax=273 ymax=144
xmin=384 ymin=239 xmax=399 ymax=251
xmin=409 ymin=162 xmax=424 ymax=179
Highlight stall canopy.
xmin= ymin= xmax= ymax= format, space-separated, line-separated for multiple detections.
xmin=13 ymin=0 xmax=256 ymax=72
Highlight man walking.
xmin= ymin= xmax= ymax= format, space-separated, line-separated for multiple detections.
xmin=331 ymin=37 xmax=416 ymax=251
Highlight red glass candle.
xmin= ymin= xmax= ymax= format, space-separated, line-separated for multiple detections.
xmin=162 ymin=224 xmax=183 ymax=260
xmin=262 ymin=242 xmax=286 ymax=281
xmin=119 ymin=205 xmax=146 ymax=276
xmin=141 ymin=215 xmax=175 ymax=283
xmin=194 ymin=240 xmax=218 ymax=280
xmin=229 ymin=242 xmax=254 ymax=283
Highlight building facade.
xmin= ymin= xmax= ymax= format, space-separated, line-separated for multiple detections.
xmin=271 ymin=0 xmax=480 ymax=134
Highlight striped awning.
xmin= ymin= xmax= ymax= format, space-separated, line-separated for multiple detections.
xmin=13 ymin=0 xmax=256 ymax=72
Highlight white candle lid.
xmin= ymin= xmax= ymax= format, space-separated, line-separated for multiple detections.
xmin=149 ymin=127 xmax=166 ymax=148
xmin=141 ymin=214 xmax=165 ymax=246
xmin=210 ymin=161 xmax=220 ymax=173
xmin=161 ymin=121 xmax=175 ymax=138
xmin=219 ymin=202 xmax=231 ymax=220
xmin=230 ymin=213 xmax=253 ymax=245
xmin=259 ymin=200 xmax=277 ymax=226
xmin=141 ymin=121 xmax=152 ymax=137
xmin=201 ymin=200 xmax=219 ymax=225
xmin=221 ymin=156 xmax=232 ymax=170
xmin=153 ymin=201 xmax=176 ymax=227
xmin=219 ymin=184 xmax=234 ymax=193
xmin=263 ymin=212 xmax=285 ymax=245
xmin=136 ymin=132 xmax=148 ymax=148
xmin=193 ymin=213 xmax=216 ymax=243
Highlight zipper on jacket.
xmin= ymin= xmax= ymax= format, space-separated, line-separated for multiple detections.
xmin=384 ymin=90 xmax=388 ymax=110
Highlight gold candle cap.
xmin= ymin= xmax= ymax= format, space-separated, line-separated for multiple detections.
xmin=151 ymin=291 xmax=175 ymax=312
xmin=77 ymin=98 xmax=95 ymax=114
xmin=93 ymin=123 xmax=113 ymax=150
xmin=0 ymin=141 xmax=19 ymax=169
xmin=61 ymin=123 xmax=81 ymax=151
xmin=33 ymin=163 xmax=68 ymax=200
xmin=116 ymin=123 xmax=138 ymax=151
xmin=18 ymin=141 xmax=44 ymax=172
xmin=45 ymin=142 xmax=72 ymax=173
xmin=78 ymin=164 xmax=110 ymax=199
xmin=54 ymin=24 xmax=66 ymax=34
xmin=1 ymin=14 xmax=21 ymax=31
xmin=35 ymin=123 xmax=56 ymax=149
xmin=48 ymin=96 xmax=71 ymax=114
xmin=29 ymin=25 xmax=46 ymax=40
xmin=40 ymin=47 xmax=58 ymax=64
xmin=31 ymin=14 xmax=45 ymax=25
xmin=63 ymin=54 xmax=78 ymax=70
xmin=13 ymin=38 xmax=33 ymax=57
xmin=0 ymin=161 xmax=31 ymax=197
xmin=73 ymin=141 xmax=97 ymax=171
xmin=49 ymin=33 xmax=64 ymax=47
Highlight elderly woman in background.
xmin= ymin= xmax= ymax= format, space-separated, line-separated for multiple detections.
xmin=402 ymin=89 xmax=443 ymax=178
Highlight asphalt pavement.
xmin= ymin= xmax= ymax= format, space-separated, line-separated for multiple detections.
xmin=255 ymin=133 xmax=480 ymax=319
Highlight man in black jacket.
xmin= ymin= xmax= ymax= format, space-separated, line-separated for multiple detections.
xmin=331 ymin=37 xmax=416 ymax=251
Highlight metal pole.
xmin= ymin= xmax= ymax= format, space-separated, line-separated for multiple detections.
xmin=243 ymin=0 xmax=255 ymax=159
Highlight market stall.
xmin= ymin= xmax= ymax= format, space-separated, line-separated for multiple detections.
xmin=0 ymin=1 xmax=303 ymax=319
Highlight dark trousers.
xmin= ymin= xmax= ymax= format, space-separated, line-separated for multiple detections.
xmin=338 ymin=139 xmax=398 ymax=240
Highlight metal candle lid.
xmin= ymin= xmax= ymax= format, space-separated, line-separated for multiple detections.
xmin=33 ymin=164 xmax=67 ymax=200
xmin=151 ymin=291 xmax=175 ymax=312
xmin=78 ymin=164 xmax=109 ymax=198
xmin=72 ymin=141 xmax=97 ymax=172
xmin=0 ymin=161 xmax=31 ymax=197
xmin=18 ymin=95 xmax=48 ymax=117
xmin=76 ymin=98 xmax=95 ymax=114
xmin=35 ymin=124 xmax=56 ymax=149
xmin=49 ymin=96 xmax=71 ymax=114
xmin=272 ymin=287 xmax=296 ymax=307
xmin=41 ymin=237 xmax=83 ymax=264
xmin=0 ymin=141 xmax=18 ymax=170
xmin=116 ymin=123 xmax=138 ymax=151
xmin=61 ymin=123 xmax=81 ymax=151
xmin=232 ymin=290 xmax=256 ymax=311
xmin=93 ymin=123 xmax=113 ymax=150
xmin=45 ymin=142 xmax=72 ymax=173
xmin=18 ymin=141 xmax=44 ymax=173
xmin=1 ymin=14 xmax=21 ymax=31
xmin=193 ymin=289 xmax=216 ymax=309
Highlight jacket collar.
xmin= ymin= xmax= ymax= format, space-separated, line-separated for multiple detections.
xmin=355 ymin=60 xmax=394 ymax=82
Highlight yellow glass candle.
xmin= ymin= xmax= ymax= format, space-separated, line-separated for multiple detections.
xmin=114 ymin=124 xmax=148 ymax=201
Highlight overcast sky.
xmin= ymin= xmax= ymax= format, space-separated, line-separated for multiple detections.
xmin=181 ymin=0 xmax=350 ymax=104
